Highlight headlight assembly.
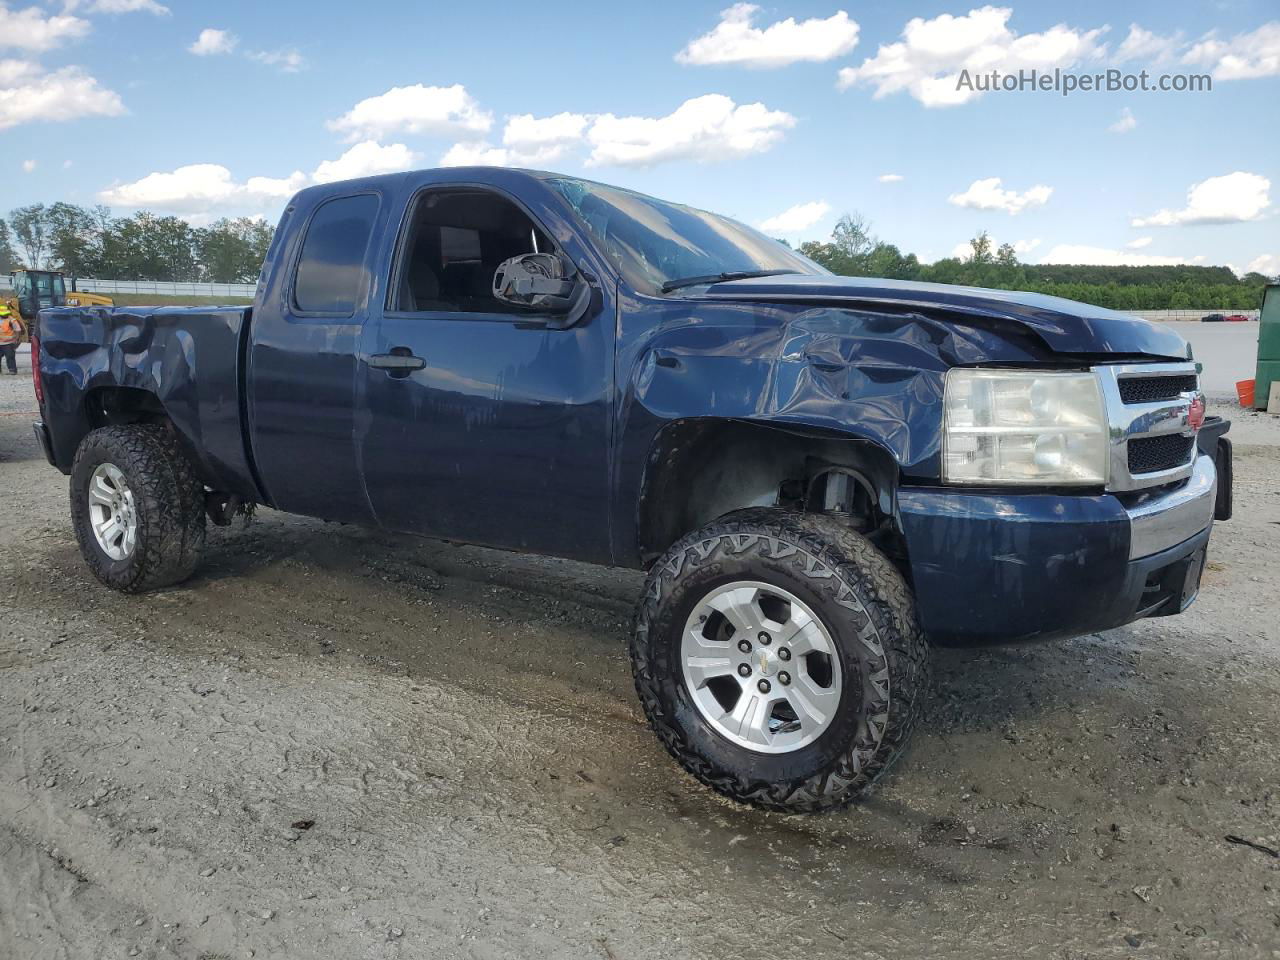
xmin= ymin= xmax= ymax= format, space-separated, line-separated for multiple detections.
xmin=943 ymin=369 xmax=1107 ymax=485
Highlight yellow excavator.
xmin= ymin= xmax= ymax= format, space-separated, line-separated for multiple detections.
xmin=4 ymin=269 xmax=114 ymax=335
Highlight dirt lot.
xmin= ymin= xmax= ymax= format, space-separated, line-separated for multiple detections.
xmin=1 ymin=363 xmax=1277 ymax=960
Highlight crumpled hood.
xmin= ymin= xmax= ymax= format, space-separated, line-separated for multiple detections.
xmin=702 ymin=273 xmax=1191 ymax=360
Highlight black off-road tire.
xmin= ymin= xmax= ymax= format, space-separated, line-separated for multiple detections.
xmin=70 ymin=424 xmax=206 ymax=593
xmin=631 ymin=508 xmax=930 ymax=812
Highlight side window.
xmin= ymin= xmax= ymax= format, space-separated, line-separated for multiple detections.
xmin=294 ymin=194 xmax=379 ymax=315
xmin=391 ymin=189 xmax=554 ymax=315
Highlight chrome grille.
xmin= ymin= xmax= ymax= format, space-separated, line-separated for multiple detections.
xmin=1118 ymin=374 xmax=1198 ymax=404
xmin=1128 ymin=434 xmax=1195 ymax=475
xmin=1095 ymin=362 xmax=1200 ymax=492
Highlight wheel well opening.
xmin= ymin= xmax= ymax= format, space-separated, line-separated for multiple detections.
xmin=84 ymin=386 xmax=170 ymax=429
xmin=637 ymin=418 xmax=908 ymax=575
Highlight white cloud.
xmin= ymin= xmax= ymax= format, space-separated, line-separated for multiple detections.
xmin=440 ymin=142 xmax=514 ymax=167
xmin=22 ymin=158 xmax=35 ymax=172
xmin=878 ymin=173 xmax=904 ymax=183
xmin=99 ymin=163 xmax=247 ymax=210
xmin=74 ymin=0 xmax=170 ymax=14
xmin=0 ymin=58 xmax=124 ymax=131
xmin=838 ymin=6 xmax=1107 ymax=107
xmin=0 ymin=5 xmax=90 ymax=52
xmin=241 ymin=171 xmax=309 ymax=200
xmin=586 ymin=94 xmax=794 ymax=167
xmin=0 ymin=59 xmax=39 ymax=85
xmin=676 ymin=3 xmax=859 ymax=68
xmin=188 ymin=28 xmax=236 ymax=56
xmin=328 ymin=83 xmax=491 ymax=142
xmin=1132 ymin=171 xmax=1271 ymax=226
xmin=311 ymin=141 xmax=418 ymax=183
xmin=445 ymin=96 xmax=796 ymax=168
xmin=1109 ymin=107 xmax=1136 ymax=134
xmin=1127 ymin=236 xmax=1153 ymax=249
xmin=1114 ymin=24 xmax=1181 ymax=64
xmin=98 ymin=141 xmax=419 ymax=212
xmin=1040 ymin=244 xmax=1204 ymax=267
xmin=504 ymin=111 xmax=589 ymax=161
xmin=441 ymin=111 xmax=592 ymax=168
xmin=948 ymin=177 xmax=1053 ymax=215
xmin=1182 ymin=21 xmax=1280 ymax=80
xmin=758 ymin=200 xmax=831 ymax=235
xmin=1243 ymin=253 xmax=1280 ymax=278
xmin=247 ymin=47 xmax=306 ymax=73
xmin=1013 ymin=238 xmax=1041 ymax=254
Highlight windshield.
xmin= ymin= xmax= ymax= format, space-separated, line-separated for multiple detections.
xmin=550 ymin=177 xmax=825 ymax=296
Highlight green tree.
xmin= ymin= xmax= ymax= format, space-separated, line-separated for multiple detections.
xmin=10 ymin=204 xmax=50 ymax=269
xmin=864 ymin=243 xmax=921 ymax=280
xmin=793 ymin=212 xmax=1270 ymax=310
xmin=196 ymin=217 xmax=273 ymax=283
xmin=968 ymin=231 xmax=994 ymax=265
xmin=100 ymin=212 xmax=199 ymax=281
xmin=831 ymin=213 xmax=876 ymax=261
xmin=0 ymin=218 xmax=17 ymax=274
xmin=46 ymin=202 xmax=102 ymax=277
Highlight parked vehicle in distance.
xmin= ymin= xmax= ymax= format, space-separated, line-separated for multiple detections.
xmin=32 ymin=167 xmax=1234 ymax=811
xmin=1224 ymin=314 xmax=1250 ymax=322
xmin=1201 ymin=313 xmax=1225 ymax=322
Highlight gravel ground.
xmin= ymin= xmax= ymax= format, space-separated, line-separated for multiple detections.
xmin=1 ymin=357 xmax=1278 ymax=960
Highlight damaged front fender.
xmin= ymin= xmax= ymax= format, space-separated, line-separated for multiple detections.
xmin=611 ymin=296 xmax=1055 ymax=563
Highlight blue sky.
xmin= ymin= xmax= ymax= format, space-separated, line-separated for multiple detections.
xmin=3 ymin=0 xmax=1277 ymax=275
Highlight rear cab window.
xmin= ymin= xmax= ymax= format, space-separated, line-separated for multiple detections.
xmin=293 ymin=194 xmax=380 ymax=315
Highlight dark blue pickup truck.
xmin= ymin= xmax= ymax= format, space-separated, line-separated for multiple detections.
xmin=33 ymin=167 xmax=1232 ymax=811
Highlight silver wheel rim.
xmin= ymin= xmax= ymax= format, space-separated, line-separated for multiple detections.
xmin=681 ymin=580 xmax=843 ymax=754
xmin=87 ymin=462 xmax=138 ymax=561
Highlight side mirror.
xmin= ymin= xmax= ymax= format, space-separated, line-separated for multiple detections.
xmin=493 ymin=252 xmax=591 ymax=327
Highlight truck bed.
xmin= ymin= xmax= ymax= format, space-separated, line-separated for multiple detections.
xmin=37 ymin=306 xmax=260 ymax=500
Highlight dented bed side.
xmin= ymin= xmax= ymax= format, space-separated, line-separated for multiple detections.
xmin=36 ymin=305 xmax=262 ymax=502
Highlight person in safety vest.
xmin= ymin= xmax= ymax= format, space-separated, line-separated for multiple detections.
xmin=0 ymin=304 xmax=24 ymax=375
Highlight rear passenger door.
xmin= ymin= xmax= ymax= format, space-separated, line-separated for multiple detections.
xmin=358 ymin=183 xmax=615 ymax=564
xmin=248 ymin=191 xmax=384 ymax=524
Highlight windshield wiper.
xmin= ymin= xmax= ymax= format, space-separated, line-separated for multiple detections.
xmin=660 ymin=269 xmax=802 ymax=294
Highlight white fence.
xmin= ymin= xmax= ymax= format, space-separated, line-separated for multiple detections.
xmin=71 ymin=278 xmax=258 ymax=298
xmin=1131 ymin=309 xmax=1259 ymax=322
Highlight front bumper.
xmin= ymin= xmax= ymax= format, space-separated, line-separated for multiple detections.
xmin=899 ymin=447 xmax=1224 ymax=645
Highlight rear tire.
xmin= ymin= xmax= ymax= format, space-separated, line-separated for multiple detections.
xmin=70 ymin=425 xmax=206 ymax=593
xmin=631 ymin=508 xmax=929 ymax=812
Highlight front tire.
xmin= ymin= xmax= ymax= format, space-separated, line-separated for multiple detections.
xmin=70 ymin=424 xmax=206 ymax=593
xmin=631 ymin=508 xmax=929 ymax=812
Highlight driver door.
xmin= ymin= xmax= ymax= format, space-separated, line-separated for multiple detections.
xmin=358 ymin=185 xmax=615 ymax=564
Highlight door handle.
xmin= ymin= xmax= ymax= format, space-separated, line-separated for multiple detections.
xmin=369 ymin=351 xmax=426 ymax=374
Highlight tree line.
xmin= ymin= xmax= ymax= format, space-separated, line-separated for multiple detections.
xmin=796 ymin=214 xmax=1272 ymax=311
xmin=1 ymin=201 xmax=1271 ymax=309
xmin=0 ymin=203 xmax=273 ymax=284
